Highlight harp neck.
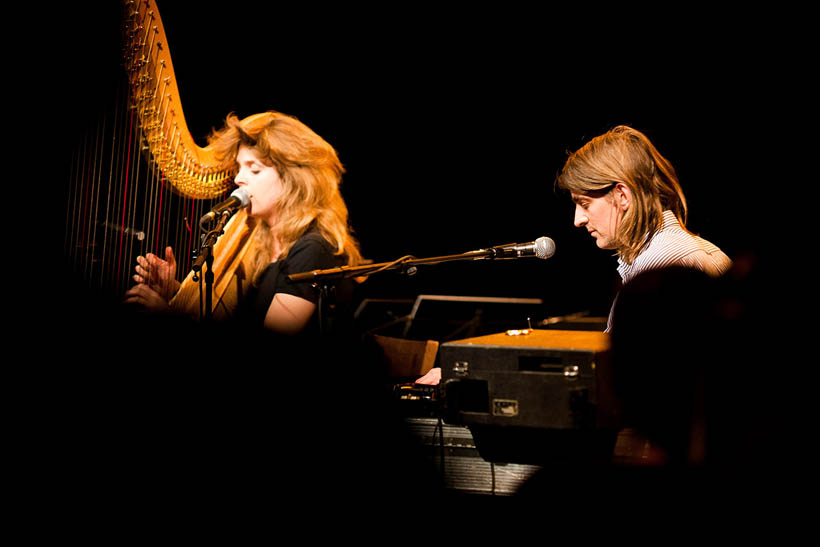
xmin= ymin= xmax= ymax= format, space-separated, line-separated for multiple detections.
xmin=122 ymin=0 xmax=231 ymax=199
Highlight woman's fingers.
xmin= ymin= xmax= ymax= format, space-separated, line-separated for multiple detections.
xmin=164 ymin=246 xmax=177 ymax=269
xmin=124 ymin=283 xmax=168 ymax=311
xmin=135 ymin=253 xmax=171 ymax=280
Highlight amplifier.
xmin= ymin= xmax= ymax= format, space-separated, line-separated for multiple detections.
xmin=438 ymin=329 xmax=621 ymax=463
xmin=403 ymin=417 xmax=542 ymax=496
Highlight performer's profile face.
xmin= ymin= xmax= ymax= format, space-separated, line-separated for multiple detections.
xmin=234 ymin=145 xmax=285 ymax=225
xmin=570 ymin=189 xmax=622 ymax=250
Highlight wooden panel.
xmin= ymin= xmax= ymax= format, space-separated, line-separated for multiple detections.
xmin=445 ymin=329 xmax=610 ymax=352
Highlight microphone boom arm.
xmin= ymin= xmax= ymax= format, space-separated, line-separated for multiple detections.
xmin=288 ymin=247 xmax=515 ymax=284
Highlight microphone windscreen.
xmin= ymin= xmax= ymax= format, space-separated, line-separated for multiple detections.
xmin=231 ymin=187 xmax=250 ymax=207
xmin=534 ymin=237 xmax=556 ymax=259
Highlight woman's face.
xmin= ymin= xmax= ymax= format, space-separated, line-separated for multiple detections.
xmin=234 ymin=145 xmax=285 ymax=225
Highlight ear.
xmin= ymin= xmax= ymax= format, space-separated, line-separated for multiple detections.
xmin=612 ymin=182 xmax=632 ymax=212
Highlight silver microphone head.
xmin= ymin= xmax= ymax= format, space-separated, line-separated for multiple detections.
xmin=534 ymin=236 xmax=556 ymax=259
xmin=231 ymin=187 xmax=250 ymax=207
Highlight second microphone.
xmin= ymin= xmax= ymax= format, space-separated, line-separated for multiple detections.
xmin=199 ymin=188 xmax=251 ymax=229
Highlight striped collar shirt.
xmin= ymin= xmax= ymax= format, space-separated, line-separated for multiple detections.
xmin=616 ymin=210 xmax=732 ymax=285
xmin=606 ymin=210 xmax=732 ymax=332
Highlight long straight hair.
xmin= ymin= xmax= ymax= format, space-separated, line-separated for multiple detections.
xmin=208 ymin=111 xmax=363 ymax=284
xmin=556 ymin=125 xmax=688 ymax=264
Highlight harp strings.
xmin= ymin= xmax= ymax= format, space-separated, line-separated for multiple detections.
xmin=125 ymin=0 xmax=228 ymax=291
xmin=64 ymin=1 xmax=231 ymax=303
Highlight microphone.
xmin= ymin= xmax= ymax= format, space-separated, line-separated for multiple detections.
xmin=199 ymin=188 xmax=250 ymax=227
xmin=488 ymin=237 xmax=556 ymax=259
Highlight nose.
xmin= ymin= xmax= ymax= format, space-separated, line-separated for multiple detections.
xmin=574 ymin=205 xmax=588 ymax=228
xmin=234 ymin=168 xmax=247 ymax=186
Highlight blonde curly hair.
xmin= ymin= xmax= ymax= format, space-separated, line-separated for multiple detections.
xmin=208 ymin=111 xmax=363 ymax=284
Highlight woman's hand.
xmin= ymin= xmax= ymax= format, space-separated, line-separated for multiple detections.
xmin=123 ymin=282 xmax=171 ymax=313
xmin=133 ymin=246 xmax=180 ymax=302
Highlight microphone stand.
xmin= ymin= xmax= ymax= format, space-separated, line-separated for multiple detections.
xmin=190 ymin=212 xmax=232 ymax=322
xmin=287 ymin=248 xmax=504 ymax=336
xmin=287 ymin=248 xmax=501 ymax=284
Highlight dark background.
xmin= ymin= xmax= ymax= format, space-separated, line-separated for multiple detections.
xmin=53 ymin=2 xmax=792 ymax=321
xmin=25 ymin=1 xmax=809 ymax=514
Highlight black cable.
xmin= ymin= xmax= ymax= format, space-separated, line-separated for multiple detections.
xmin=435 ymin=415 xmax=445 ymax=488
xmin=365 ymin=255 xmax=417 ymax=276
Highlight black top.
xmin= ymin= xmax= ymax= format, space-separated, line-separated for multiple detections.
xmin=239 ymin=228 xmax=353 ymax=337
